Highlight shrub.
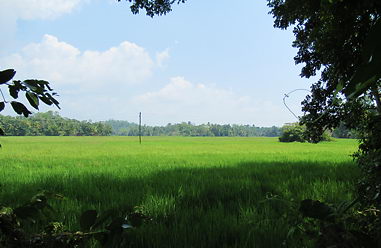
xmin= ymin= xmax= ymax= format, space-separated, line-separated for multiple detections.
xmin=279 ymin=123 xmax=306 ymax=142
xmin=279 ymin=123 xmax=333 ymax=143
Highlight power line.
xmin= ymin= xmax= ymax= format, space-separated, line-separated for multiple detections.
xmin=283 ymin=89 xmax=311 ymax=120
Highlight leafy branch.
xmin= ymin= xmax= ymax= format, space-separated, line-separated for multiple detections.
xmin=118 ymin=0 xmax=186 ymax=17
xmin=0 ymin=69 xmax=60 ymax=136
xmin=0 ymin=191 xmax=151 ymax=248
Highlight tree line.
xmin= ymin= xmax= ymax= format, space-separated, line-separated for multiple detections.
xmin=104 ymin=120 xmax=282 ymax=137
xmin=0 ymin=112 xmax=282 ymax=137
xmin=0 ymin=111 xmax=112 ymax=136
xmin=1 ymin=112 xmax=356 ymax=138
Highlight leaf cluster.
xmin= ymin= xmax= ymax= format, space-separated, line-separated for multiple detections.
xmin=267 ymin=0 xmax=381 ymax=138
xmin=262 ymin=194 xmax=379 ymax=247
xmin=267 ymin=3 xmax=381 ymax=245
xmin=117 ymin=0 xmax=186 ymax=17
xmin=278 ymin=122 xmax=332 ymax=143
xmin=297 ymin=198 xmax=380 ymax=248
xmin=0 ymin=69 xmax=60 ymax=136
xmin=0 ymin=192 xmax=151 ymax=248
xmin=278 ymin=122 xmax=307 ymax=142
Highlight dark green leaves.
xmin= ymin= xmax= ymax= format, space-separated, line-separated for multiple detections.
xmin=26 ymin=92 xmax=39 ymax=110
xmin=24 ymin=79 xmax=51 ymax=94
xmin=119 ymin=0 xmax=186 ymax=17
xmin=0 ymin=69 xmax=60 ymax=122
xmin=344 ymin=19 xmax=381 ymax=99
xmin=13 ymin=205 xmax=40 ymax=219
xmin=80 ymin=210 xmax=98 ymax=231
xmin=0 ymin=69 xmax=16 ymax=84
xmin=299 ymin=199 xmax=335 ymax=222
xmin=8 ymin=85 xmax=20 ymax=99
xmin=1 ymin=192 xmax=150 ymax=248
xmin=106 ymin=217 xmax=125 ymax=233
xmin=12 ymin=191 xmax=60 ymax=222
xmin=10 ymin=101 xmax=32 ymax=117
xmin=361 ymin=19 xmax=381 ymax=65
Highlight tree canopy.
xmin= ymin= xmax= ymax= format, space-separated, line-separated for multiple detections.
xmin=267 ymin=0 xmax=381 ymax=141
xmin=268 ymin=1 xmax=381 ymax=244
xmin=118 ymin=0 xmax=187 ymax=17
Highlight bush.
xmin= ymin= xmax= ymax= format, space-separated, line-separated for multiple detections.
xmin=279 ymin=123 xmax=307 ymax=142
xmin=279 ymin=123 xmax=333 ymax=143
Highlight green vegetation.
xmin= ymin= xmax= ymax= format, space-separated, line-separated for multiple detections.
xmin=0 ymin=111 xmax=112 ymax=136
xmin=1 ymin=112 xmax=356 ymax=138
xmin=268 ymin=2 xmax=381 ymax=245
xmin=279 ymin=123 xmax=333 ymax=143
xmin=105 ymin=119 xmax=281 ymax=137
xmin=0 ymin=69 xmax=60 ymax=136
xmin=0 ymin=136 xmax=358 ymax=247
xmin=279 ymin=123 xmax=306 ymax=143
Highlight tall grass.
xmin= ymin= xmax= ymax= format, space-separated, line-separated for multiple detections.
xmin=0 ymin=136 xmax=358 ymax=247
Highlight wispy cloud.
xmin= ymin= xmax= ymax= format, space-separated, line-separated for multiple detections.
xmin=1 ymin=0 xmax=88 ymax=20
xmin=0 ymin=0 xmax=89 ymax=48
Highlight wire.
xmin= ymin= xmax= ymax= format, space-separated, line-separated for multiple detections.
xmin=282 ymin=89 xmax=311 ymax=120
xmin=0 ymin=89 xmax=7 ymax=103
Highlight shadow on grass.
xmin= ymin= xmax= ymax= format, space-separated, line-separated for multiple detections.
xmin=2 ymin=160 xmax=359 ymax=247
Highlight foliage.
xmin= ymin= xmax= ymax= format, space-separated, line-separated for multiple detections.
xmin=332 ymin=122 xmax=358 ymax=139
xmin=267 ymin=0 xmax=381 ymax=190
xmin=0 ymin=69 xmax=59 ymax=136
xmin=263 ymin=194 xmax=380 ymax=248
xmin=0 ymin=115 xmax=282 ymax=137
xmin=105 ymin=119 xmax=281 ymax=137
xmin=0 ymin=111 xmax=112 ymax=136
xmin=279 ymin=122 xmax=332 ymax=143
xmin=267 ymin=0 xmax=381 ymax=140
xmin=354 ymin=115 xmax=381 ymax=206
xmin=117 ymin=0 xmax=186 ymax=17
xmin=267 ymin=0 xmax=381 ymax=245
xmin=279 ymin=123 xmax=306 ymax=142
xmin=0 ymin=192 xmax=150 ymax=248
xmin=298 ymin=198 xmax=381 ymax=248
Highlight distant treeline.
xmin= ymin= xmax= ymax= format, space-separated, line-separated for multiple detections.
xmin=0 ymin=112 xmax=281 ymax=137
xmin=104 ymin=120 xmax=282 ymax=137
xmin=0 ymin=111 xmax=354 ymax=138
xmin=0 ymin=111 xmax=112 ymax=136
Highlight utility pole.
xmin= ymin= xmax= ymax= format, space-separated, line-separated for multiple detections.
xmin=139 ymin=112 xmax=142 ymax=144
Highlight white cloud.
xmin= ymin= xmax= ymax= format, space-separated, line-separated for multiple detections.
xmin=1 ymin=0 xmax=87 ymax=20
xmin=131 ymin=77 xmax=289 ymax=126
xmin=0 ymin=34 xmax=155 ymax=89
xmin=0 ymin=34 xmax=295 ymax=126
xmin=0 ymin=0 xmax=88 ymax=48
xmin=0 ymin=34 xmax=175 ymax=123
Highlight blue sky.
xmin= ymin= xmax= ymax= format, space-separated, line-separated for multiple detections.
xmin=0 ymin=0 xmax=314 ymax=126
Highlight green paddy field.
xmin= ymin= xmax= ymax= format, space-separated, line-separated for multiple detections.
xmin=0 ymin=136 xmax=359 ymax=247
